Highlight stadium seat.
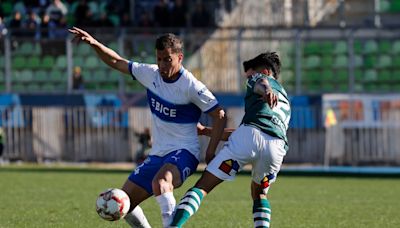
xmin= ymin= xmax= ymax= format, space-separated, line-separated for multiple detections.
xmin=85 ymin=56 xmax=100 ymax=69
xmin=42 ymin=56 xmax=55 ymax=69
xmin=143 ymin=56 xmax=155 ymax=64
xmin=280 ymin=70 xmax=294 ymax=83
xmin=392 ymin=40 xmax=400 ymax=54
xmin=55 ymin=56 xmax=67 ymax=69
xmin=321 ymin=70 xmax=334 ymax=81
xmin=380 ymin=0 xmax=391 ymax=12
xmin=76 ymin=44 xmax=91 ymax=56
xmin=49 ymin=70 xmax=64 ymax=81
xmin=321 ymin=55 xmax=333 ymax=67
xmin=378 ymin=40 xmax=392 ymax=53
xmin=321 ymin=83 xmax=334 ymax=92
xmin=364 ymin=69 xmax=378 ymax=81
xmin=26 ymin=83 xmax=41 ymax=92
xmin=333 ymin=41 xmax=347 ymax=54
xmin=303 ymin=55 xmax=321 ymax=69
xmin=306 ymin=70 xmax=320 ymax=82
xmin=393 ymin=56 xmax=400 ymax=69
xmin=279 ymin=41 xmax=295 ymax=56
xmin=389 ymin=0 xmax=400 ymax=12
xmin=73 ymin=56 xmax=84 ymax=68
xmin=12 ymin=56 xmax=26 ymax=69
xmin=109 ymin=70 xmax=121 ymax=82
xmin=353 ymin=40 xmax=363 ymax=54
xmin=20 ymin=70 xmax=33 ymax=81
xmin=333 ymin=55 xmax=348 ymax=68
xmin=107 ymin=42 xmax=119 ymax=51
xmin=363 ymin=55 xmax=377 ymax=68
xmin=34 ymin=70 xmax=48 ymax=81
xmin=33 ymin=43 xmax=42 ymax=55
xmin=109 ymin=15 xmax=120 ymax=26
xmin=377 ymin=55 xmax=392 ymax=68
xmin=12 ymin=83 xmax=25 ymax=92
xmin=99 ymin=83 xmax=117 ymax=91
xmin=338 ymin=83 xmax=349 ymax=93
xmin=354 ymin=69 xmax=363 ymax=82
xmin=1 ymin=1 xmax=13 ymax=15
xmin=26 ymin=56 xmax=41 ymax=69
xmin=91 ymin=70 xmax=107 ymax=82
xmin=0 ymin=71 xmax=4 ymax=82
xmin=364 ymin=84 xmax=377 ymax=92
xmin=353 ymin=55 xmax=363 ymax=67
xmin=363 ymin=40 xmax=378 ymax=54
xmin=304 ymin=42 xmax=320 ymax=55
xmin=41 ymin=83 xmax=56 ymax=91
xmin=17 ymin=42 xmax=34 ymax=55
xmin=379 ymin=70 xmax=391 ymax=82
xmin=320 ymin=41 xmax=334 ymax=54
xmin=336 ymin=69 xmax=348 ymax=82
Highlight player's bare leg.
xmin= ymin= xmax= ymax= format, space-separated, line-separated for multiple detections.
xmin=169 ymin=171 xmax=224 ymax=227
xmin=122 ymin=180 xmax=152 ymax=228
xmin=152 ymin=163 xmax=183 ymax=228
xmin=251 ymin=180 xmax=271 ymax=228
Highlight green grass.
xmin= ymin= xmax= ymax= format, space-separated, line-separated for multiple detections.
xmin=1 ymin=166 xmax=400 ymax=228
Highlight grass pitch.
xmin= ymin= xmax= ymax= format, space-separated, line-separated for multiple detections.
xmin=1 ymin=165 xmax=400 ymax=228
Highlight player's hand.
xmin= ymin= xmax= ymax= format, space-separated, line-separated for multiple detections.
xmin=260 ymin=89 xmax=278 ymax=108
xmin=197 ymin=123 xmax=211 ymax=136
xmin=68 ymin=27 xmax=98 ymax=46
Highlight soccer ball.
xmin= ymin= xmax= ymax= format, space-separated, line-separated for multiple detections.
xmin=96 ymin=188 xmax=130 ymax=221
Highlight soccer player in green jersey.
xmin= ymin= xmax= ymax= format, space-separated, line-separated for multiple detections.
xmin=169 ymin=52 xmax=291 ymax=228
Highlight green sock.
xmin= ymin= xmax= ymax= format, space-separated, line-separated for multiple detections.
xmin=170 ymin=187 xmax=204 ymax=227
xmin=253 ymin=199 xmax=271 ymax=228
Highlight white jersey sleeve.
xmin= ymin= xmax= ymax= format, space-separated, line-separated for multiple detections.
xmin=128 ymin=61 xmax=158 ymax=88
xmin=188 ymin=78 xmax=219 ymax=113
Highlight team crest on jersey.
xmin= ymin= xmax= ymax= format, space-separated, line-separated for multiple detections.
xmin=219 ymin=159 xmax=239 ymax=175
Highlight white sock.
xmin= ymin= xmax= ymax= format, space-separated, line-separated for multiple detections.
xmin=124 ymin=206 xmax=152 ymax=228
xmin=155 ymin=192 xmax=176 ymax=228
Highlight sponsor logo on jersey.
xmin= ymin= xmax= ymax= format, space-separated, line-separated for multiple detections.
xmin=147 ymin=89 xmax=201 ymax=123
xmin=219 ymin=159 xmax=239 ymax=175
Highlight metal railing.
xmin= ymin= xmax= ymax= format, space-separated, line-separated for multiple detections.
xmin=1 ymin=105 xmax=400 ymax=166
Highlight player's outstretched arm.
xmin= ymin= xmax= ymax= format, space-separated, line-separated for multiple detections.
xmin=204 ymin=107 xmax=226 ymax=164
xmin=197 ymin=123 xmax=234 ymax=141
xmin=69 ymin=27 xmax=130 ymax=75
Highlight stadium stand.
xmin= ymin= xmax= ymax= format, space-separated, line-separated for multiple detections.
xmin=0 ymin=0 xmax=400 ymax=94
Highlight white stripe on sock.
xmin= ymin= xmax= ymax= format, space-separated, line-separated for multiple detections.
xmin=257 ymin=207 xmax=271 ymax=213
xmin=180 ymin=197 xmax=199 ymax=210
xmin=254 ymin=220 xmax=270 ymax=227
xmin=185 ymin=191 xmax=201 ymax=204
xmin=253 ymin=212 xmax=271 ymax=220
xmin=177 ymin=204 xmax=194 ymax=216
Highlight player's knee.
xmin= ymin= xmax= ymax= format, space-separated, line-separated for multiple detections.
xmin=152 ymin=178 xmax=173 ymax=194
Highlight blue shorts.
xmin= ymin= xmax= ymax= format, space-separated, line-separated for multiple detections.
xmin=128 ymin=149 xmax=199 ymax=194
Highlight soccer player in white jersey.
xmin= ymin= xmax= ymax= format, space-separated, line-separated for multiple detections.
xmin=170 ymin=52 xmax=291 ymax=228
xmin=69 ymin=27 xmax=226 ymax=228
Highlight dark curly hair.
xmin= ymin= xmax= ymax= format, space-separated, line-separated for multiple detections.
xmin=243 ymin=51 xmax=281 ymax=79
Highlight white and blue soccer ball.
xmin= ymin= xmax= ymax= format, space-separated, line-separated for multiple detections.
xmin=96 ymin=188 xmax=130 ymax=221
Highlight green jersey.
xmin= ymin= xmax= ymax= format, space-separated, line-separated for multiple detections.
xmin=241 ymin=73 xmax=291 ymax=150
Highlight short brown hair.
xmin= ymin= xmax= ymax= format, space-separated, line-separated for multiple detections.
xmin=155 ymin=33 xmax=183 ymax=54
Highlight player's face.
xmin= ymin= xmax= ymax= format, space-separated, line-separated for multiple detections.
xmin=156 ymin=48 xmax=183 ymax=79
xmin=245 ymin=69 xmax=257 ymax=78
